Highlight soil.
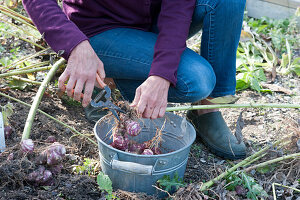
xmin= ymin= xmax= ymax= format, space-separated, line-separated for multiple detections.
xmin=0 ymin=11 xmax=299 ymax=199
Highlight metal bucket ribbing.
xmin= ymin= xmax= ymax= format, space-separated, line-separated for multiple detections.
xmin=94 ymin=112 xmax=196 ymax=197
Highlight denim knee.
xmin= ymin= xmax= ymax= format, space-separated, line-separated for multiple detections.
xmin=187 ymin=69 xmax=216 ymax=102
xmin=172 ymin=51 xmax=216 ymax=103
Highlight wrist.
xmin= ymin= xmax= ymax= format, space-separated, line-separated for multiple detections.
xmin=149 ymin=75 xmax=170 ymax=87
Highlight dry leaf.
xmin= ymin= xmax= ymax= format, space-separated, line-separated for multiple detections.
xmin=261 ymin=83 xmax=293 ymax=95
xmin=235 ymin=111 xmax=244 ymax=144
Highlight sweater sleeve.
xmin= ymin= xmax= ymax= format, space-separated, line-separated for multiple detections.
xmin=22 ymin=0 xmax=88 ymax=60
xmin=148 ymin=0 xmax=196 ymax=86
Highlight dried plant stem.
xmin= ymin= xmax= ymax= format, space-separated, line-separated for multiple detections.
xmin=273 ymin=182 xmax=300 ymax=200
xmin=0 ymin=29 xmax=44 ymax=49
xmin=0 ymin=17 xmax=39 ymax=40
xmin=11 ymin=75 xmax=41 ymax=85
xmin=244 ymin=152 xmax=300 ymax=172
xmin=4 ymin=48 xmax=50 ymax=71
xmin=0 ymin=66 xmax=52 ymax=78
xmin=0 ymin=91 xmax=97 ymax=145
xmin=200 ymin=138 xmax=285 ymax=191
xmin=0 ymin=5 xmax=35 ymax=29
xmin=22 ymin=58 xmax=65 ymax=141
xmin=242 ymin=153 xmax=267 ymax=168
xmin=243 ymin=139 xmax=292 ymax=168
xmin=166 ymin=103 xmax=300 ymax=112
xmin=273 ymin=183 xmax=300 ymax=193
xmin=12 ymin=61 xmax=51 ymax=72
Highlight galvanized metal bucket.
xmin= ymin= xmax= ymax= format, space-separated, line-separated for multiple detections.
xmin=94 ymin=112 xmax=196 ymax=197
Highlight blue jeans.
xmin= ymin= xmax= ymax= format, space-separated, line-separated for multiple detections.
xmin=89 ymin=0 xmax=246 ymax=103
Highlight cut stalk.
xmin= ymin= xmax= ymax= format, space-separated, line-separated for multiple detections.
xmin=0 ymin=91 xmax=97 ymax=145
xmin=200 ymin=138 xmax=286 ymax=191
xmin=11 ymin=76 xmax=41 ymax=85
xmin=22 ymin=58 xmax=65 ymax=140
xmin=0 ymin=66 xmax=52 ymax=78
xmin=0 ymin=17 xmax=40 ymax=40
xmin=0 ymin=29 xmax=45 ymax=49
xmin=166 ymin=103 xmax=300 ymax=112
xmin=244 ymin=152 xmax=300 ymax=172
xmin=0 ymin=5 xmax=36 ymax=29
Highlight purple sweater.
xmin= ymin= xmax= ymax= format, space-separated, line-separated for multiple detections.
xmin=22 ymin=0 xmax=195 ymax=86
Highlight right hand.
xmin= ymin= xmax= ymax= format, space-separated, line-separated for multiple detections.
xmin=58 ymin=40 xmax=105 ymax=107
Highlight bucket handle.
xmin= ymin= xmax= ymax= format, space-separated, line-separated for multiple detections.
xmin=111 ymin=159 xmax=153 ymax=175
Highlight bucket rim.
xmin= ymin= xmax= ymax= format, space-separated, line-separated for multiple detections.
xmin=93 ymin=112 xmax=196 ymax=157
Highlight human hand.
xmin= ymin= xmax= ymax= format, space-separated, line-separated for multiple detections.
xmin=58 ymin=40 xmax=105 ymax=107
xmin=131 ymin=76 xmax=170 ymax=119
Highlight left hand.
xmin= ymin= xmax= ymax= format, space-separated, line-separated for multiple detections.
xmin=130 ymin=76 xmax=170 ymax=119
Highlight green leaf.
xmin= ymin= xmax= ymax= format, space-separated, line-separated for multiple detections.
xmin=291 ymin=65 xmax=300 ymax=76
xmin=236 ymin=79 xmax=249 ymax=91
xmin=226 ymin=172 xmax=243 ymax=191
xmin=256 ymin=164 xmax=276 ymax=174
xmin=8 ymin=79 xmax=28 ymax=90
xmin=157 ymin=172 xmax=185 ymax=192
xmin=97 ymin=172 xmax=113 ymax=194
xmin=249 ymin=76 xmax=261 ymax=92
xmin=1 ymin=102 xmax=14 ymax=126
xmin=256 ymin=68 xmax=267 ymax=81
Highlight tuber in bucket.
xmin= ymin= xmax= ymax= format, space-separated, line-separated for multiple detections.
xmin=94 ymin=112 xmax=196 ymax=197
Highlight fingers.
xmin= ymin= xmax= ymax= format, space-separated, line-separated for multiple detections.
xmin=97 ymin=61 xmax=105 ymax=80
xmin=131 ymin=87 xmax=141 ymax=107
xmin=66 ymin=77 xmax=76 ymax=97
xmin=136 ymin=94 xmax=147 ymax=116
xmin=73 ymin=79 xmax=85 ymax=101
xmin=58 ymin=71 xmax=69 ymax=93
xmin=82 ymin=80 xmax=94 ymax=107
xmin=158 ymin=104 xmax=167 ymax=118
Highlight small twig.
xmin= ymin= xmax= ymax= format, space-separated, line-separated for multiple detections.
xmin=22 ymin=58 xmax=65 ymax=140
xmin=0 ymin=66 xmax=52 ymax=78
xmin=244 ymin=152 xmax=300 ymax=172
xmin=0 ymin=29 xmax=44 ymax=49
xmin=0 ymin=91 xmax=97 ymax=146
xmin=272 ymin=182 xmax=277 ymax=200
xmin=11 ymin=75 xmax=41 ymax=85
xmin=166 ymin=103 xmax=300 ymax=112
xmin=152 ymin=185 xmax=175 ymax=198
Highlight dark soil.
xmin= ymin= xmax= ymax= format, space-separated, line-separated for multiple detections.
xmin=0 ymin=9 xmax=299 ymax=199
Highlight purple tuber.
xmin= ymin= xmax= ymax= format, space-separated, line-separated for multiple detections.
xmin=46 ymin=142 xmax=66 ymax=166
xmin=112 ymin=135 xmax=129 ymax=151
xmin=4 ymin=126 xmax=12 ymax=138
xmin=21 ymin=139 xmax=34 ymax=153
xmin=125 ymin=120 xmax=141 ymax=137
xmin=50 ymin=163 xmax=63 ymax=175
xmin=142 ymin=149 xmax=154 ymax=155
xmin=27 ymin=166 xmax=53 ymax=186
xmin=36 ymin=151 xmax=47 ymax=165
xmin=128 ymin=142 xmax=145 ymax=154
